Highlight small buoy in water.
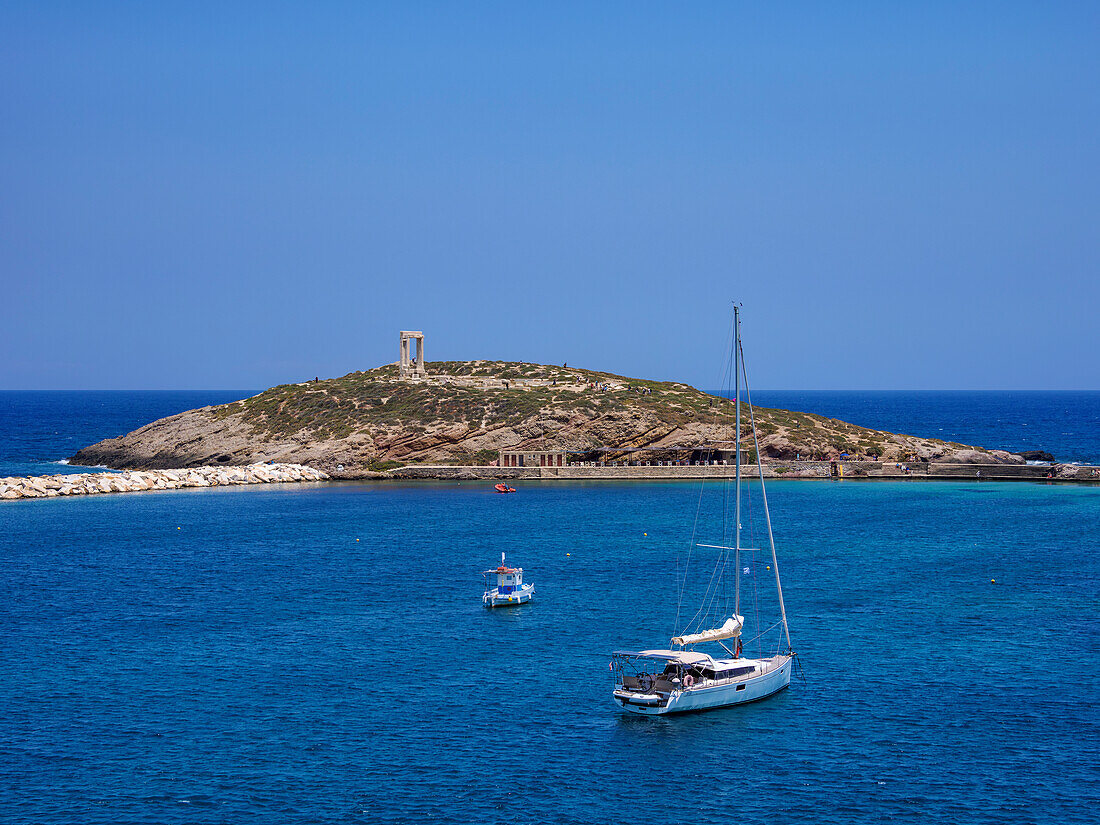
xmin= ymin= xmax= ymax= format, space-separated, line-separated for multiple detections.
xmin=767 ymin=565 xmax=771 ymax=571
xmin=991 ymin=578 xmax=997 ymax=584
xmin=644 ymin=532 xmax=648 ymax=536
xmin=566 ymin=552 xmax=571 ymax=556
xmin=177 ymin=527 xmax=180 ymax=530
xmin=356 ymin=538 xmax=360 ymax=542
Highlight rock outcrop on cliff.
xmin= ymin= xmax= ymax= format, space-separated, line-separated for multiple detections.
xmin=70 ymin=361 xmax=1024 ymax=475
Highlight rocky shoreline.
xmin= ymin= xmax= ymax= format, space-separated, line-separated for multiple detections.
xmin=0 ymin=463 xmax=328 ymax=501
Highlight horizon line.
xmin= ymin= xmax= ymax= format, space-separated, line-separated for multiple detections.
xmin=2 ymin=387 xmax=1098 ymax=394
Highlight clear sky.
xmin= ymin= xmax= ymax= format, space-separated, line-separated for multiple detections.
xmin=2 ymin=2 xmax=1097 ymax=390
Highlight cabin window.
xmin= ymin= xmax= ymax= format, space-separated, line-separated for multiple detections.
xmin=713 ymin=666 xmax=754 ymax=680
xmin=736 ymin=684 xmax=746 ymax=691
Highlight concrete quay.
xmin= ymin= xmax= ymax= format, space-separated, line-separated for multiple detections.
xmin=391 ymin=461 xmax=1100 ymax=483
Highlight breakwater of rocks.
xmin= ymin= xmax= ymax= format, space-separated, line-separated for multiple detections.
xmin=0 ymin=463 xmax=328 ymax=501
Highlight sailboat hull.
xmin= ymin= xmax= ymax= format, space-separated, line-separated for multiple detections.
xmin=615 ymin=656 xmax=791 ymax=715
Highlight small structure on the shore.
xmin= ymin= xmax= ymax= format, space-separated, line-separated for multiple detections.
xmin=499 ymin=449 xmax=567 ymax=468
xmin=398 ymin=331 xmax=426 ymax=379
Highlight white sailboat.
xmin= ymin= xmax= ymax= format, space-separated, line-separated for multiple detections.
xmin=611 ymin=307 xmax=796 ymax=715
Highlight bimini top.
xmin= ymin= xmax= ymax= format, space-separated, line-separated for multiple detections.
xmin=670 ymin=615 xmax=743 ymax=647
xmin=613 ymin=650 xmax=715 ymax=667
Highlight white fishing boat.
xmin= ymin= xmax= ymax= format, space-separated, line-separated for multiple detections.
xmin=611 ymin=307 xmax=796 ymax=715
xmin=482 ymin=553 xmax=534 ymax=607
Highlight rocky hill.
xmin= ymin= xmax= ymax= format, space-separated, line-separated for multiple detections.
xmin=70 ymin=361 xmax=1023 ymax=476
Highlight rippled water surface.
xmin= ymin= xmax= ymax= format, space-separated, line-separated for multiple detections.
xmin=3 ymin=479 xmax=1098 ymax=824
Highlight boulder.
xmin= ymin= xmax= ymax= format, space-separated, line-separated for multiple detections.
xmin=1020 ymin=450 xmax=1056 ymax=463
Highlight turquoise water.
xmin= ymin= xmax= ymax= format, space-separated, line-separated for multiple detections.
xmin=3 ymin=478 xmax=1098 ymax=823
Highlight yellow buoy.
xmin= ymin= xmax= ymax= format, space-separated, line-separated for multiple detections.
xmin=991 ymin=578 xmax=996 ymax=584
xmin=644 ymin=533 xmax=648 ymax=536
xmin=177 ymin=527 xmax=180 ymax=530
xmin=566 ymin=552 xmax=571 ymax=556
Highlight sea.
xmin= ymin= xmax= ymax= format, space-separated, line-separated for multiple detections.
xmin=2 ymin=391 xmax=1099 ymax=824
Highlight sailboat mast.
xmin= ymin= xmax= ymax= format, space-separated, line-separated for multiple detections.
xmin=733 ymin=306 xmax=741 ymax=619
xmin=739 ymin=336 xmax=793 ymax=653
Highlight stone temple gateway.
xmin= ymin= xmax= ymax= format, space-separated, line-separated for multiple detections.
xmin=398 ymin=331 xmax=426 ymax=379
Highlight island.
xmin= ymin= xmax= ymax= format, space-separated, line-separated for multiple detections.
xmin=69 ymin=359 xmax=1040 ymax=479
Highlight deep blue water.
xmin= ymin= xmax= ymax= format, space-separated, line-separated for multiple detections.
xmin=0 ymin=391 xmax=253 ymax=477
xmin=1 ymin=391 xmax=1097 ymax=479
xmin=750 ymin=391 xmax=1100 ymax=465
xmin=2 ymin=479 xmax=1098 ymax=824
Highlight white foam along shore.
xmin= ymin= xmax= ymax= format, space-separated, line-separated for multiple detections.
xmin=0 ymin=463 xmax=329 ymax=501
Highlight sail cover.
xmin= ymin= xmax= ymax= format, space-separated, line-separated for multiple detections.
xmin=671 ymin=615 xmax=744 ymax=647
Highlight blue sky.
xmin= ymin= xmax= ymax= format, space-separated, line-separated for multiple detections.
xmin=2 ymin=2 xmax=1097 ymax=390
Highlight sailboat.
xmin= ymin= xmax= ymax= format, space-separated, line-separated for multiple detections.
xmin=611 ymin=307 xmax=795 ymax=715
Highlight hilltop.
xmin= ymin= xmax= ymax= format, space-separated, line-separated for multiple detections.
xmin=70 ymin=361 xmax=1023 ymax=475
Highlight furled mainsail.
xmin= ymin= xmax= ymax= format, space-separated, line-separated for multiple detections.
xmin=671 ymin=615 xmax=744 ymax=647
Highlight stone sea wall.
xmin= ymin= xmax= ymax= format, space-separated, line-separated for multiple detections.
xmin=391 ymin=461 xmax=1100 ymax=482
xmin=0 ymin=463 xmax=328 ymax=501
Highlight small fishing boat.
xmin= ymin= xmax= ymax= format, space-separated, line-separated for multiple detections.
xmin=482 ymin=553 xmax=534 ymax=607
xmin=610 ymin=306 xmax=796 ymax=715
xmin=494 ymin=483 xmax=516 ymax=494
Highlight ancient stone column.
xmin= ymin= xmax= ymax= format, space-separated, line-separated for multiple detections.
xmin=398 ymin=331 xmax=425 ymax=379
